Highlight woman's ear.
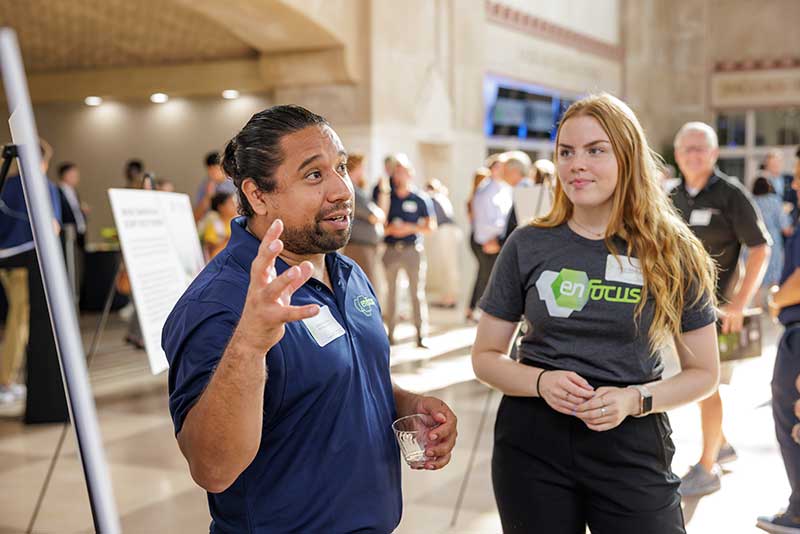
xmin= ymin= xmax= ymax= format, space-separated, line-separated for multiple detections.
xmin=241 ymin=178 xmax=269 ymax=216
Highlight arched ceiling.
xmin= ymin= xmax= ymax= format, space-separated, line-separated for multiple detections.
xmin=0 ymin=0 xmax=362 ymax=102
xmin=0 ymin=0 xmax=258 ymax=73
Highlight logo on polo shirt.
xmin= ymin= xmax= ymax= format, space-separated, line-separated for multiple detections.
xmin=354 ymin=295 xmax=377 ymax=316
xmin=536 ymin=268 xmax=642 ymax=318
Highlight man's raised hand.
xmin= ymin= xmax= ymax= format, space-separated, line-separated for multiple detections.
xmin=236 ymin=219 xmax=320 ymax=353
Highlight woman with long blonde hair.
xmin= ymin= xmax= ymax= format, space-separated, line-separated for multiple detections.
xmin=472 ymin=93 xmax=720 ymax=533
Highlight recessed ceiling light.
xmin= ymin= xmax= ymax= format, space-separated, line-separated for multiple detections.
xmin=84 ymin=96 xmax=103 ymax=106
xmin=150 ymin=92 xmax=169 ymax=104
xmin=222 ymin=89 xmax=240 ymax=100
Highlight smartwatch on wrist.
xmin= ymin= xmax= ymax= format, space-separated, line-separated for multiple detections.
xmin=629 ymin=384 xmax=653 ymax=417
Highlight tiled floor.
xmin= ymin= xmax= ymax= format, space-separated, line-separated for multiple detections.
xmin=0 ymin=310 xmax=788 ymax=533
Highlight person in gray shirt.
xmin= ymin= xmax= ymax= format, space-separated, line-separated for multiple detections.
xmin=342 ymin=153 xmax=384 ymax=287
xmin=472 ymin=94 xmax=720 ymax=534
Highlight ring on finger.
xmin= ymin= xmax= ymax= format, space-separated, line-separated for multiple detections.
xmin=600 ymin=406 xmax=607 ymax=416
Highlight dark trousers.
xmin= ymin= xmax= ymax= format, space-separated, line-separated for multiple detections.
xmin=492 ymin=395 xmax=685 ymax=534
xmin=773 ymin=325 xmax=800 ymax=515
xmin=468 ymin=236 xmax=499 ymax=310
xmin=0 ymin=250 xmax=69 ymax=424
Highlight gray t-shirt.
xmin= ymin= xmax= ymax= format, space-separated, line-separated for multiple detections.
xmin=349 ymin=187 xmax=382 ymax=246
xmin=479 ymin=224 xmax=716 ymax=384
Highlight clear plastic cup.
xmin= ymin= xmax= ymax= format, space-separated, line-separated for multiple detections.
xmin=392 ymin=413 xmax=440 ymax=469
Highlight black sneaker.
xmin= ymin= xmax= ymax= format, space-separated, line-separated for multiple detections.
xmin=757 ymin=512 xmax=800 ymax=533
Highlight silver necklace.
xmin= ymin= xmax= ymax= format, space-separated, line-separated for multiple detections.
xmin=570 ymin=218 xmax=605 ymax=238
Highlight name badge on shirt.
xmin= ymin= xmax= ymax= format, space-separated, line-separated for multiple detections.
xmin=604 ymin=255 xmax=644 ymax=286
xmin=689 ymin=209 xmax=713 ymax=226
xmin=302 ymin=305 xmax=346 ymax=347
xmin=402 ymin=200 xmax=418 ymax=213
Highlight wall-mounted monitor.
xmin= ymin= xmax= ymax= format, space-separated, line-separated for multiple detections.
xmin=485 ymin=75 xmax=580 ymax=142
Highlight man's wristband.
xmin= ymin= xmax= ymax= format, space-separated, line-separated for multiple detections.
xmin=535 ymin=370 xmax=549 ymax=397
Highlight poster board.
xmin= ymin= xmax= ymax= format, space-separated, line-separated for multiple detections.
xmin=108 ymin=189 xmax=204 ymax=374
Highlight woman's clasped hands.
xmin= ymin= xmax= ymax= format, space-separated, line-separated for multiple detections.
xmin=538 ymin=370 xmax=641 ymax=431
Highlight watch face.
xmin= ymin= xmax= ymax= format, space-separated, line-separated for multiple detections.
xmin=643 ymin=394 xmax=653 ymax=414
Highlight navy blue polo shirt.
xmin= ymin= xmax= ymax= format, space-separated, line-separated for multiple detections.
xmin=384 ymin=190 xmax=430 ymax=246
xmin=779 ymin=232 xmax=800 ymax=326
xmin=163 ymin=217 xmax=402 ymax=534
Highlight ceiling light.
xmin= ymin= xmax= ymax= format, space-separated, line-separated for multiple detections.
xmin=222 ymin=89 xmax=240 ymax=100
xmin=84 ymin=96 xmax=103 ymax=106
xmin=150 ymin=92 xmax=169 ymax=104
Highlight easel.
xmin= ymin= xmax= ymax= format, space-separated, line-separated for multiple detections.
xmin=449 ymin=324 xmax=523 ymax=527
xmin=449 ymin=387 xmax=494 ymax=528
xmin=0 ymin=28 xmax=121 ymax=533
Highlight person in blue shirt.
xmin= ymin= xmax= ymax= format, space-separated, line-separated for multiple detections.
xmin=193 ymin=151 xmax=237 ymax=222
xmin=761 ymin=146 xmax=800 ymax=533
xmin=381 ymin=154 xmax=436 ymax=348
xmin=162 ymin=105 xmax=458 ymax=534
xmin=0 ymin=138 xmax=69 ymax=423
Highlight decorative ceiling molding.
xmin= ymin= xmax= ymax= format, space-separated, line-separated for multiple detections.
xmin=176 ymin=0 xmax=342 ymax=54
xmin=258 ymin=47 xmax=354 ymax=88
xmin=714 ymin=57 xmax=800 ymax=72
xmin=485 ymin=0 xmax=622 ymax=63
xmin=14 ymin=59 xmax=268 ymax=103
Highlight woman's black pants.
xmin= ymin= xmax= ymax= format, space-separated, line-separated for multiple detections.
xmin=492 ymin=394 xmax=685 ymax=534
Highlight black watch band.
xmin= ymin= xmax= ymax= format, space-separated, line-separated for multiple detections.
xmin=629 ymin=385 xmax=653 ymax=416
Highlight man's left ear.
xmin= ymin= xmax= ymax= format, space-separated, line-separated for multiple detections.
xmin=241 ymin=178 xmax=270 ymax=216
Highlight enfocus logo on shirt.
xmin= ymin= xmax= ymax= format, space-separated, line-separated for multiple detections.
xmin=536 ymin=268 xmax=642 ymax=318
xmin=354 ymin=295 xmax=377 ymax=317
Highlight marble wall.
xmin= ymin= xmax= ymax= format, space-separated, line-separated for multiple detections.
xmin=622 ymin=0 xmax=710 ymax=155
xmin=25 ymin=94 xmax=274 ymax=242
xmin=623 ymin=0 xmax=800 ymax=154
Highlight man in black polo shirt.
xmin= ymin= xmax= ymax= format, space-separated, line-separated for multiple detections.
xmin=671 ymin=121 xmax=771 ymax=497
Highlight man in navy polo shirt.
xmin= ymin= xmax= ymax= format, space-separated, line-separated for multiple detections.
xmin=162 ymin=105 xmax=457 ymax=534
xmin=381 ymin=154 xmax=435 ymax=348
xmin=760 ymin=146 xmax=800 ymax=533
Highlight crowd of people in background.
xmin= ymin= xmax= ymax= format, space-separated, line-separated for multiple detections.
xmin=0 ymin=140 xmax=569 ymax=365
xmin=3 ymin=135 xmax=800 ymax=360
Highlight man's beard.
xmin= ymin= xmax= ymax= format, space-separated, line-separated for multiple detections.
xmin=281 ymin=203 xmax=353 ymax=255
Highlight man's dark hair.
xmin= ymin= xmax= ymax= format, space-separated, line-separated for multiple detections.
xmin=796 ymin=146 xmax=800 ymax=159
xmin=211 ymin=191 xmax=232 ymax=212
xmin=125 ymin=159 xmax=143 ymax=177
xmin=205 ymin=151 xmax=221 ymax=167
xmin=58 ymin=162 xmax=76 ymax=178
xmin=752 ymin=176 xmax=774 ymax=196
xmin=222 ymin=105 xmax=329 ymax=217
